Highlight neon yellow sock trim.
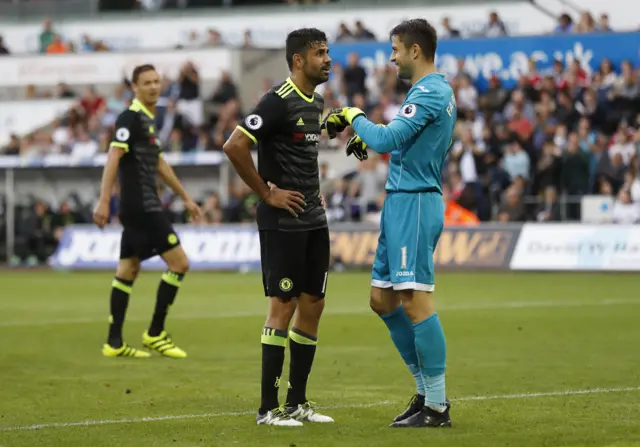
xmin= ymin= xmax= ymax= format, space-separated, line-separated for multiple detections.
xmin=289 ymin=328 xmax=317 ymax=346
xmin=161 ymin=271 xmax=183 ymax=288
xmin=112 ymin=279 xmax=132 ymax=294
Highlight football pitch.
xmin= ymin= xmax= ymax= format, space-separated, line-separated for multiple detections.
xmin=0 ymin=270 xmax=639 ymax=447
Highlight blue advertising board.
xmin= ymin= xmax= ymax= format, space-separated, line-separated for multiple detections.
xmin=330 ymin=32 xmax=640 ymax=90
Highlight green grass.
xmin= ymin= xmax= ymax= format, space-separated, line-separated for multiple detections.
xmin=0 ymin=271 xmax=639 ymax=447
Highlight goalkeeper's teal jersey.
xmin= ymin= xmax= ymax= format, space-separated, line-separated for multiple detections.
xmin=352 ymin=72 xmax=456 ymax=194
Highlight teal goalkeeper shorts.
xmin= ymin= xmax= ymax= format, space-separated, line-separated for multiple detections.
xmin=371 ymin=191 xmax=444 ymax=292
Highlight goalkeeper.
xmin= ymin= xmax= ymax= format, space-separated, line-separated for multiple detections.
xmin=323 ymin=19 xmax=457 ymax=428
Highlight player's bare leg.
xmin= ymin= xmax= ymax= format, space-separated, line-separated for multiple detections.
xmin=370 ymin=287 xmax=428 ymax=421
xmin=103 ymin=258 xmax=150 ymax=358
xmin=390 ymin=289 xmax=451 ymax=428
xmin=257 ymin=297 xmax=303 ymax=426
xmin=142 ymin=245 xmax=190 ymax=359
xmin=285 ymin=293 xmax=334 ymax=423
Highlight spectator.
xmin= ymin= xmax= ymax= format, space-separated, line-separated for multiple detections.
xmin=212 ymin=99 xmax=240 ymax=149
xmin=598 ymin=14 xmax=613 ymax=32
xmin=39 ymin=17 xmax=55 ymax=53
xmin=554 ymin=13 xmax=573 ymax=33
xmin=80 ymin=34 xmax=95 ymax=52
xmin=242 ymin=30 xmax=253 ymax=49
xmin=479 ymin=76 xmax=509 ymax=114
xmin=609 ymin=125 xmax=635 ymax=165
xmin=25 ymin=84 xmax=40 ymax=99
xmin=158 ymin=100 xmax=189 ymax=147
xmin=204 ymin=28 xmax=222 ymax=47
xmin=15 ymin=200 xmax=56 ymax=266
xmin=350 ymin=156 xmax=387 ymax=215
xmin=598 ymin=59 xmax=618 ymax=88
xmin=456 ymin=75 xmax=478 ymax=116
xmin=536 ymin=186 xmax=561 ymax=221
xmin=70 ymin=126 xmax=99 ymax=159
xmin=343 ymin=52 xmax=367 ymax=103
xmin=575 ymin=11 xmax=596 ymax=33
xmin=451 ymin=126 xmax=485 ymax=185
xmin=562 ymin=133 xmax=590 ymax=217
xmin=177 ymin=61 xmax=202 ymax=127
xmin=55 ymin=82 xmax=76 ymax=99
xmin=503 ymin=141 xmax=531 ymax=182
xmin=443 ymin=183 xmax=479 ymax=226
xmin=1 ymin=134 xmax=20 ymax=155
xmin=194 ymin=128 xmax=213 ymax=152
xmin=210 ymin=71 xmax=238 ymax=106
xmin=80 ymin=87 xmax=105 ymax=117
xmin=612 ymin=189 xmax=639 ymax=223
xmin=613 ymin=60 xmax=639 ymax=100
xmin=46 ymin=34 xmax=69 ymax=54
xmin=181 ymin=30 xmax=201 ymax=49
xmin=165 ymin=128 xmax=184 ymax=153
xmin=354 ymin=21 xmax=375 ymax=40
xmin=498 ymin=185 xmax=526 ymax=221
xmin=0 ymin=35 xmax=9 ymax=55
xmin=336 ymin=23 xmax=354 ymax=42
xmin=202 ymin=192 xmax=223 ymax=224
xmin=52 ymin=200 xmax=84 ymax=241
xmin=51 ymin=118 xmax=72 ymax=152
xmin=441 ymin=17 xmax=461 ymax=38
xmin=483 ymin=12 xmax=507 ymax=37
xmin=326 ymin=178 xmax=348 ymax=223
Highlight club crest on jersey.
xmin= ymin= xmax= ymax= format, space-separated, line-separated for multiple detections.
xmin=245 ymin=114 xmax=263 ymax=130
xmin=400 ymin=104 xmax=417 ymax=118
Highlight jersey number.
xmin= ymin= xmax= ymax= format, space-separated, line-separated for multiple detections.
xmin=401 ymin=246 xmax=408 ymax=270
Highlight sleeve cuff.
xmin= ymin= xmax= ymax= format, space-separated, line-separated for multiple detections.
xmin=110 ymin=141 xmax=129 ymax=152
xmin=236 ymin=125 xmax=258 ymax=145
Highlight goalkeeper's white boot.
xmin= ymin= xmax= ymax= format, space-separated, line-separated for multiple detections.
xmin=256 ymin=406 xmax=303 ymax=426
xmin=287 ymin=401 xmax=334 ymax=423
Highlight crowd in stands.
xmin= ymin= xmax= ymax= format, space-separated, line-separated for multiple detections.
xmin=314 ymin=49 xmax=640 ymax=225
xmin=1 ymin=7 xmax=640 ymax=264
xmin=0 ymin=7 xmax=630 ymax=57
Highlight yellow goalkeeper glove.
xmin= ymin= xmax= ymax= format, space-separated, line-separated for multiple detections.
xmin=321 ymin=107 xmax=366 ymax=139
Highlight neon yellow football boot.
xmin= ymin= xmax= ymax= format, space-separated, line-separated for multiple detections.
xmin=102 ymin=343 xmax=151 ymax=358
xmin=142 ymin=331 xmax=187 ymax=359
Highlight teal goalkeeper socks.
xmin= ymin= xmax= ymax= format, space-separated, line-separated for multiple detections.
xmin=414 ymin=312 xmax=447 ymax=411
xmin=380 ymin=306 xmax=426 ymax=396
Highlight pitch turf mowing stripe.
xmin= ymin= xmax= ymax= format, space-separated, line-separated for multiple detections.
xmin=2 ymin=387 xmax=639 ymax=432
xmin=1 ymin=298 xmax=638 ymax=328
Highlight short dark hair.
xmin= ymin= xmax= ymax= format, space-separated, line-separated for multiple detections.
xmin=132 ymin=64 xmax=156 ymax=84
xmin=285 ymin=28 xmax=328 ymax=70
xmin=389 ymin=19 xmax=437 ymax=62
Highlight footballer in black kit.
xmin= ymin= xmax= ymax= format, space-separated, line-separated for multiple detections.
xmin=93 ymin=64 xmax=202 ymax=359
xmin=223 ymin=28 xmax=334 ymax=426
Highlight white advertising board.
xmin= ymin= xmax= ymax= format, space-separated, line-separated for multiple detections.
xmin=510 ymin=224 xmax=640 ymax=271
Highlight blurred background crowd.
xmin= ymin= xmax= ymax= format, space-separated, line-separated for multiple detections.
xmin=1 ymin=2 xmax=639 ymax=266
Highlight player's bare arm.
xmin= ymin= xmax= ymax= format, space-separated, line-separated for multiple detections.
xmin=223 ymin=129 xmax=306 ymax=217
xmin=93 ymin=146 xmax=125 ymax=229
xmin=157 ymin=156 xmax=203 ymax=222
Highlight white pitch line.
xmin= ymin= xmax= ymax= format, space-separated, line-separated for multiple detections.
xmin=1 ymin=298 xmax=638 ymax=328
xmin=2 ymin=386 xmax=638 ymax=432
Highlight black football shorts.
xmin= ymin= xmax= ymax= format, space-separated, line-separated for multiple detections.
xmin=119 ymin=212 xmax=181 ymax=261
xmin=259 ymin=227 xmax=330 ymax=299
